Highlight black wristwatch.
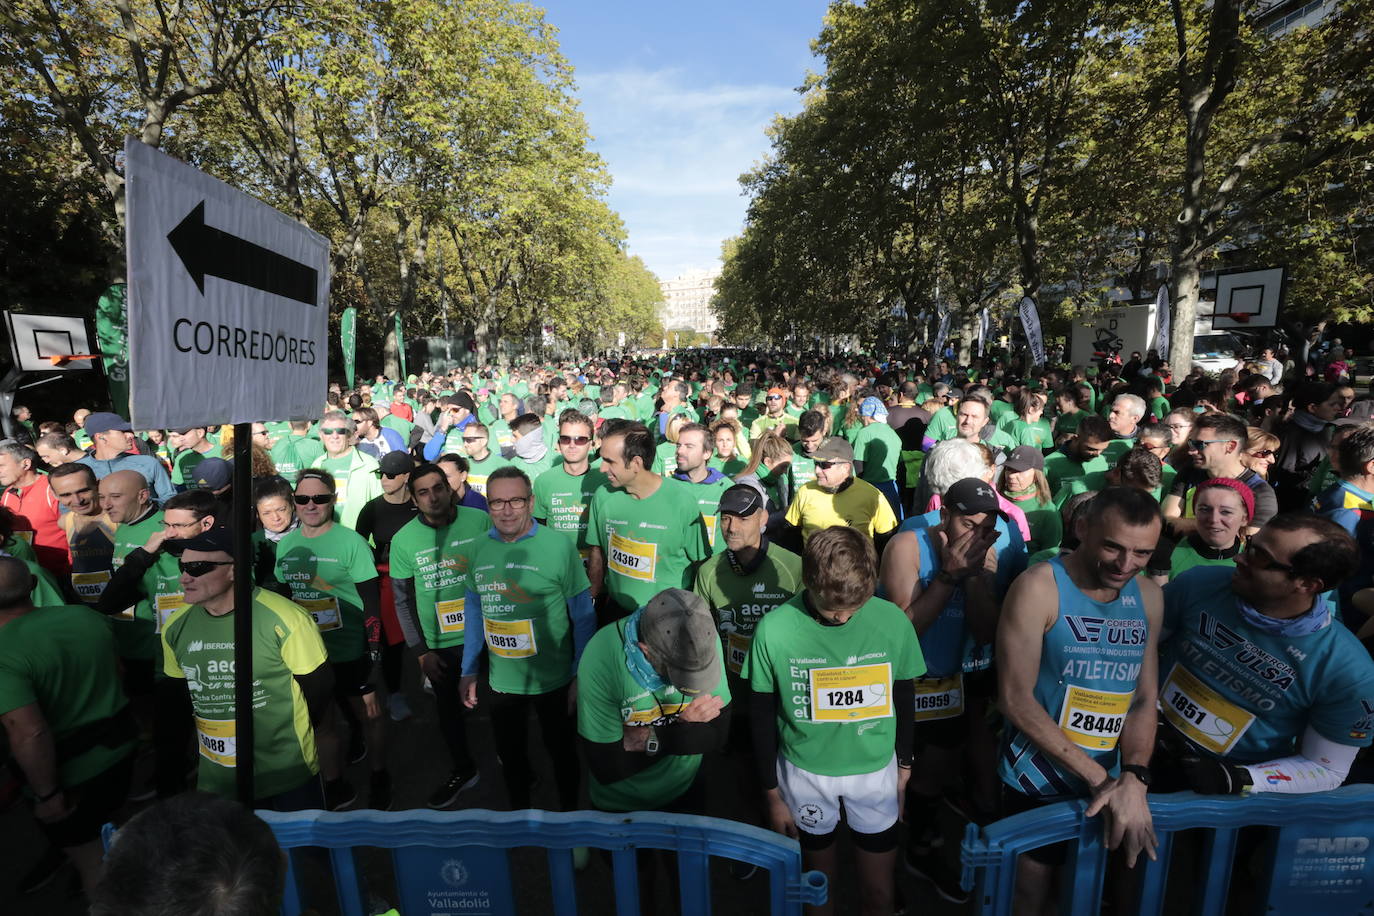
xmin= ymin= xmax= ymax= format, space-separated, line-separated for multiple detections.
xmin=1120 ymin=764 xmax=1152 ymax=788
xmin=934 ymin=569 xmax=962 ymax=587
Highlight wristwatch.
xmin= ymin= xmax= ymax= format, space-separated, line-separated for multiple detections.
xmin=1120 ymin=764 xmax=1152 ymax=788
xmin=935 ymin=569 xmax=962 ymax=587
xmin=644 ymin=726 xmax=660 ymax=757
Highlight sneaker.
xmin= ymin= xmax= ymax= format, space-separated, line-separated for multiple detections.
xmin=729 ymin=859 xmax=760 ymax=881
xmin=19 ymin=846 xmax=66 ymax=895
xmin=324 ymin=778 xmax=358 ymax=811
xmin=347 ymin=731 xmax=368 ymax=765
xmin=370 ymin=771 xmax=393 ymax=811
xmin=904 ymin=847 xmax=970 ymax=905
xmin=388 ymin=694 xmax=413 ymax=722
xmin=427 ymin=766 xmax=480 ymax=810
xmin=422 ymin=676 xmax=434 ymax=695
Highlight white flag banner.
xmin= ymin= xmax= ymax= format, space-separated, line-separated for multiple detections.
xmin=1019 ymin=296 xmax=1045 ymax=367
xmin=1151 ymin=284 xmax=1170 ymax=361
xmin=978 ymin=307 xmax=990 ymax=357
xmin=933 ymin=310 xmax=952 ymax=357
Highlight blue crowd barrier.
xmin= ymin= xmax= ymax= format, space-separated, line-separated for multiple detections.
xmin=228 ymin=808 xmax=826 ymax=916
xmin=960 ymin=784 xmax=1374 ymax=915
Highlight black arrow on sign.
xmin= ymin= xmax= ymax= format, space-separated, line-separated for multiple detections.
xmin=167 ymin=201 xmax=318 ymax=306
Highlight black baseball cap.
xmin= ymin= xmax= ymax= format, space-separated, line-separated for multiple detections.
xmin=166 ymin=525 xmax=236 ymax=557
xmin=1003 ymin=446 xmax=1044 ymax=473
xmin=718 ymin=483 xmax=766 ymax=517
xmin=379 ymin=451 xmax=414 ymax=476
xmin=944 ymin=478 xmax=1004 ymax=518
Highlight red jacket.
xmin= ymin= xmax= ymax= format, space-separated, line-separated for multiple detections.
xmin=2 ymin=475 xmax=69 ymax=577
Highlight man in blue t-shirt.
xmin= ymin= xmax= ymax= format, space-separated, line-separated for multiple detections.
xmin=1157 ymin=514 xmax=1374 ymax=795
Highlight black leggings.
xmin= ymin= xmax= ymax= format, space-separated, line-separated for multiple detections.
xmin=382 ymin=642 xmax=405 ymax=694
xmin=430 ymin=647 xmax=474 ymax=771
xmin=488 ymin=684 xmax=579 ymax=811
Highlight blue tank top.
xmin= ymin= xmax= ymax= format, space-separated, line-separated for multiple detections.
xmin=1161 ymin=566 xmax=1374 ymax=764
xmin=999 ymin=556 xmax=1148 ymax=799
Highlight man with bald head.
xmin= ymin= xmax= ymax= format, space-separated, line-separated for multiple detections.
xmin=0 ymin=556 xmax=136 ymax=895
xmin=51 ymin=463 xmax=117 ymax=607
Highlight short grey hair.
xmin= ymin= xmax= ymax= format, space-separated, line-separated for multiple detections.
xmin=925 ymin=439 xmax=988 ymax=496
xmin=1113 ymin=394 xmax=1147 ymax=420
xmin=0 ymin=441 xmax=39 ymax=466
xmin=321 ymin=410 xmax=356 ymax=435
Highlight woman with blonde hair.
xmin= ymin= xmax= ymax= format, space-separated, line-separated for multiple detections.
xmin=1241 ymin=426 xmax=1280 ymax=479
xmin=736 ymin=433 xmax=795 ymax=508
xmin=653 ymin=412 xmax=689 ymax=474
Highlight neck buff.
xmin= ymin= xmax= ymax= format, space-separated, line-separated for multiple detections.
xmin=514 ymin=427 xmax=548 ymax=462
xmin=623 ymin=607 xmax=667 ymax=690
xmin=1236 ymin=594 xmax=1330 ymax=637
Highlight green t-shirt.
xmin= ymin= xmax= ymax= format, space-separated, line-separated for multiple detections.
xmin=1005 ymin=493 xmax=1063 ymax=554
xmin=270 ymin=435 xmax=322 ymax=484
xmin=274 ymin=524 xmax=377 ymax=662
xmin=707 ymin=455 xmax=749 ymax=478
xmin=0 ymin=604 xmax=135 ymax=785
xmin=110 ymin=511 xmax=178 ymax=660
xmin=671 ymin=475 xmax=730 ymax=553
xmin=1006 ymin=418 xmax=1053 ymax=450
xmin=1044 ymin=451 xmax=1110 ymax=497
xmin=162 ymin=589 xmax=328 ymax=799
xmin=789 ymin=444 xmax=818 ymax=492
xmin=926 ymin=407 xmax=956 ymax=442
xmin=389 ymin=509 xmax=491 ymax=649
xmin=693 ymin=544 xmax=803 ymax=678
xmin=488 ymin=419 xmax=517 ymax=454
xmin=533 ymin=465 xmax=610 ymax=555
xmin=1053 ymin=410 xmax=1085 ymax=440
xmin=468 ymin=525 xmax=590 ymax=695
xmin=586 ymin=478 xmax=711 ymax=611
xmin=465 ymin=451 xmax=512 ymax=495
xmin=171 ymin=447 xmax=210 ymax=487
xmin=28 ymin=560 xmax=67 ymax=607
xmin=576 ymin=618 xmax=730 ymax=811
xmin=743 ymin=594 xmax=925 ymax=777
xmin=851 ymin=421 xmax=902 ymax=485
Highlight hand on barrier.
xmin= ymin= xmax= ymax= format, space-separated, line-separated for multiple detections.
xmin=1086 ymin=775 xmax=1157 ymax=867
xmin=1178 ymin=755 xmax=1252 ymax=795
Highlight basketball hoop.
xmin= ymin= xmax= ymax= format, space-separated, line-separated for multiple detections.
xmin=1228 ymin=313 xmax=1252 ymax=324
xmin=48 ymin=354 xmax=99 ymax=366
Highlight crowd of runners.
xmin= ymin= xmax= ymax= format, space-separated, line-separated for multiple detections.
xmin=3 ymin=341 xmax=1374 ymax=915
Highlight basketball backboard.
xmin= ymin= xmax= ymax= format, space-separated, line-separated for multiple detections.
xmin=3 ymin=312 xmax=96 ymax=371
xmin=1211 ymin=266 xmax=1285 ymax=330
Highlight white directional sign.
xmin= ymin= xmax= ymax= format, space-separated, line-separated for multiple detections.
xmin=125 ymin=139 xmax=330 ymax=429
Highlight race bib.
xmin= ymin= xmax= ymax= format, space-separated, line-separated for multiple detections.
xmin=155 ymin=592 xmax=187 ymax=632
xmin=72 ymin=569 xmax=111 ymax=601
xmin=13 ymin=530 xmax=33 ymax=544
xmin=436 ymin=598 xmax=465 ymax=635
xmin=1159 ymin=663 xmax=1256 ymax=756
xmin=469 ymin=476 xmax=488 ymax=495
xmin=810 ymin=662 xmax=893 ymax=723
xmin=485 ymin=618 xmax=537 ymax=658
xmin=913 ymin=674 xmax=965 ymax=722
xmin=297 ymin=596 xmax=341 ymax=631
xmin=623 ymin=699 xmax=689 ymax=725
xmin=725 ymin=631 xmax=751 ymax=675
xmin=195 ymin=716 xmax=236 ymax=768
xmin=1058 ymin=684 xmax=1133 ymax=751
xmin=607 ymin=531 xmax=657 ymax=582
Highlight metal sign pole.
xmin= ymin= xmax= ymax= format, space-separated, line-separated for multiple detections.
xmin=232 ymin=422 xmax=255 ymax=804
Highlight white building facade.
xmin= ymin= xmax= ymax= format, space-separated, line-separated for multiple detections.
xmin=658 ymin=268 xmax=721 ymax=334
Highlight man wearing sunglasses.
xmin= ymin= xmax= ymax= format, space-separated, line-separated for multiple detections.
xmin=159 ymin=526 xmax=334 ymax=810
xmin=458 ymin=466 xmax=593 ymax=812
xmin=308 ymin=410 xmax=382 ymax=531
xmin=389 ymin=463 xmax=490 ymax=808
xmin=423 ymin=392 xmax=480 ymax=462
xmin=1163 ymin=413 xmax=1276 ymax=537
xmin=534 ymin=411 xmax=608 ymax=566
xmin=783 ymin=437 xmax=898 ymax=545
xmin=749 ymin=388 xmax=799 ymax=443
xmin=1154 ymin=515 xmax=1374 ymax=799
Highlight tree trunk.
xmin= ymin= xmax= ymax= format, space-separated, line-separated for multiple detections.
xmin=383 ymin=320 xmax=400 ymax=380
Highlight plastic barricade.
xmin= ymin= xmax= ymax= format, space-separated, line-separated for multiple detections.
xmin=248 ymin=807 xmax=827 ymax=916
xmin=960 ymin=784 xmax=1374 ymax=915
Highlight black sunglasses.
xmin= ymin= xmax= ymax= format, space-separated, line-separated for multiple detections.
xmin=179 ymin=559 xmax=233 ymax=577
xmin=559 ymin=435 xmax=591 ymax=445
xmin=294 ymin=494 xmax=334 ymax=505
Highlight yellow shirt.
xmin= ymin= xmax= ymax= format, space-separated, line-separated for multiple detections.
xmin=784 ymin=478 xmax=898 ymax=542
